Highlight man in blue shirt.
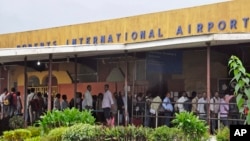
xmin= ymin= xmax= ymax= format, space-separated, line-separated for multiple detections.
xmin=162 ymin=92 xmax=173 ymax=127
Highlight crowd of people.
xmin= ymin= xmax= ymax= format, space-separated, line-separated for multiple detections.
xmin=0 ymin=86 xmax=248 ymax=132
xmin=134 ymin=90 xmax=247 ymax=134
xmin=0 ymin=88 xmax=23 ymax=119
xmin=0 ymin=84 xmax=133 ymax=127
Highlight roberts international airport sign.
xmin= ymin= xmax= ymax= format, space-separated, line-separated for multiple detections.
xmin=0 ymin=0 xmax=249 ymax=48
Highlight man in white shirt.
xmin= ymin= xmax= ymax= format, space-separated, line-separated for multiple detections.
xmin=210 ymin=91 xmax=220 ymax=134
xmin=150 ymin=94 xmax=162 ymax=115
xmin=2 ymin=88 xmax=9 ymax=118
xmin=53 ymin=93 xmax=61 ymax=110
xmin=197 ymin=92 xmax=208 ymax=121
xmin=176 ymin=91 xmax=188 ymax=112
xmin=102 ymin=84 xmax=114 ymax=126
xmin=26 ymin=88 xmax=38 ymax=124
xmin=0 ymin=88 xmax=7 ymax=119
xmin=84 ymin=85 xmax=93 ymax=109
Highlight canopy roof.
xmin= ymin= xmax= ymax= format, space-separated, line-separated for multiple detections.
xmin=0 ymin=33 xmax=249 ymax=63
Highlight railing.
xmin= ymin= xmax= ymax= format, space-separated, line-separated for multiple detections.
xmin=128 ymin=100 xmax=246 ymax=129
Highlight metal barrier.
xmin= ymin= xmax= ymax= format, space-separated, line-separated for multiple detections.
xmin=130 ymin=100 xmax=246 ymax=129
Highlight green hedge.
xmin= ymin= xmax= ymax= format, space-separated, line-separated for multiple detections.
xmin=216 ymin=126 xmax=230 ymax=141
xmin=3 ymin=129 xmax=31 ymax=141
xmin=0 ymin=111 xmax=212 ymax=141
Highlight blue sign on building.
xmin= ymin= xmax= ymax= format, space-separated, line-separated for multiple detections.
xmin=146 ymin=50 xmax=183 ymax=74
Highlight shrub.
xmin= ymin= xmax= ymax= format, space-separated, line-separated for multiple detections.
xmin=104 ymin=126 xmax=122 ymax=141
xmin=26 ymin=126 xmax=41 ymax=137
xmin=148 ymin=126 xmax=184 ymax=141
xmin=62 ymin=123 xmax=98 ymax=141
xmin=24 ymin=136 xmax=41 ymax=141
xmin=228 ymin=55 xmax=250 ymax=124
xmin=216 ymin=126 xmax=230 ymax=141
xmin=101 ymin=125 xmax=153 ymax=141
xmin=9 ymin=115 xmax=24 ymax=129
xmin=45 ymin=127 xmax=67 ymax=141
xmin=172 ymin=112 xmax=208 ymax=141
xmin=37 ymin=108 xmax=95 ymax=134
xmin=133 ymin=126 xmax=152 ymax=141
xmin=3 ymin=129 xmax=31 ymax=141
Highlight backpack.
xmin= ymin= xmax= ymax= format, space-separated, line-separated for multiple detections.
xmin=3 ymin=99 xmax=10 ymax=105
xmin=29 ymin=95 xmax=40 ymax=111
xmin=183 ymin=99 xmax=192 ymax=112
xmin=3 ymin=93 xmax=12 ymax=106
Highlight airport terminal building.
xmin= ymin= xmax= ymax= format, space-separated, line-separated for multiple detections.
xmin=0 ymin=0 xmax=249 ymax=102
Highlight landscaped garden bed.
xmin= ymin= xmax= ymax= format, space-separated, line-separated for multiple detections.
xmin=0 ymin=108 xmax=219 ymax=141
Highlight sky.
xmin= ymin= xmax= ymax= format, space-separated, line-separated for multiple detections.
xmin=0 ymin=0 xmax=228 ymax=34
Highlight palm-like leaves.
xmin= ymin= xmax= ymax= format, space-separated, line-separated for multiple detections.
xmin=37 ymin=108 xmax=95 ymax=135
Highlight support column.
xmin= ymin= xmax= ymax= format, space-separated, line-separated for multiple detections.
xmin=74 ymin=55 xmax=78 ymax=108
xmin=23 ymin=56 xmax=28 ymax=126
xmin=124 ymin=50 xmax=128 ymax=126
xmin=48 ymin=54 xmax=53 ymax=111
xmin=132 ymin=53 xmax=136 ymax=120
xmin=207 ymin=46 xmax=211 ymax=133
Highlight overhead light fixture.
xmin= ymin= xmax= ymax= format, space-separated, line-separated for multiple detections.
xmin=37 ymin=60 xmax=41 ymax=66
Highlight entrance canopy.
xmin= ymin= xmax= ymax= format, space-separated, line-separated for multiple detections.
xmin=0 ymin=33 xmax=250 ymax=63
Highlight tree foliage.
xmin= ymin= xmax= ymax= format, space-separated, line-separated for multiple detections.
xmin=228 ymin=55 xmax=250 ymax=124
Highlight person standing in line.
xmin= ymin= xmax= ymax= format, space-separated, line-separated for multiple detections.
xmin=176 ymin=91 xmax=188 ymax=113
xmin=16 ymin=91 xmax=23 ymax=115
xmin=102 ymin=84 xmax=114 ymax=126
xmin=197 ymin=92 xmax=208 ymax=121
xmin=43 ymin=93 xmax=48 ymax=112
xmin=10 ymin=87 xmax=17 ymax=117
xmin=61 ymin=94 xmax=69 ymax=110
xmin=116 ymin=92 xmax=124 ymax=125
xmin=191 ymin=91 xmax=201 ymax=115
xmin=162 ymin=92 xmax=173 ymax=127
xmin=96 ymin=93 xmax=103 ymax=122
xmin=76 ymin=92 xmax=83 ymax=110
xmin=144 ymin=93 xmax=152 ymax=127
xmin=25 ymin=89 xmax=31 ymax=125
xmin=150 ymin=93 xmax=162 ymax=128
xmin=111 ymin=92 xmax=118 ymax=125
xmin=210 ymin=91 xmax=220 ymax=134
xmin=82 ymin=95 xmax=87 ymax=110
xmin=53 ymin=93 xmax=61 ymax=110
xmin=127 ymin=93 xmax=133 ymax=124
xmin=84 ymin=85 xmax=93 ymax=110
xmin=122 ymin=91 xmax=131 ymax=125
xmin=220 ymin=94 xmax=229 ymax=127
xmin=0 ymin=88 xmax=8 ymax=119
xmin=37 ymin=92 xmax=45 ymax=117
xmin=26 ymin=88 xmax=38 ymax=124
